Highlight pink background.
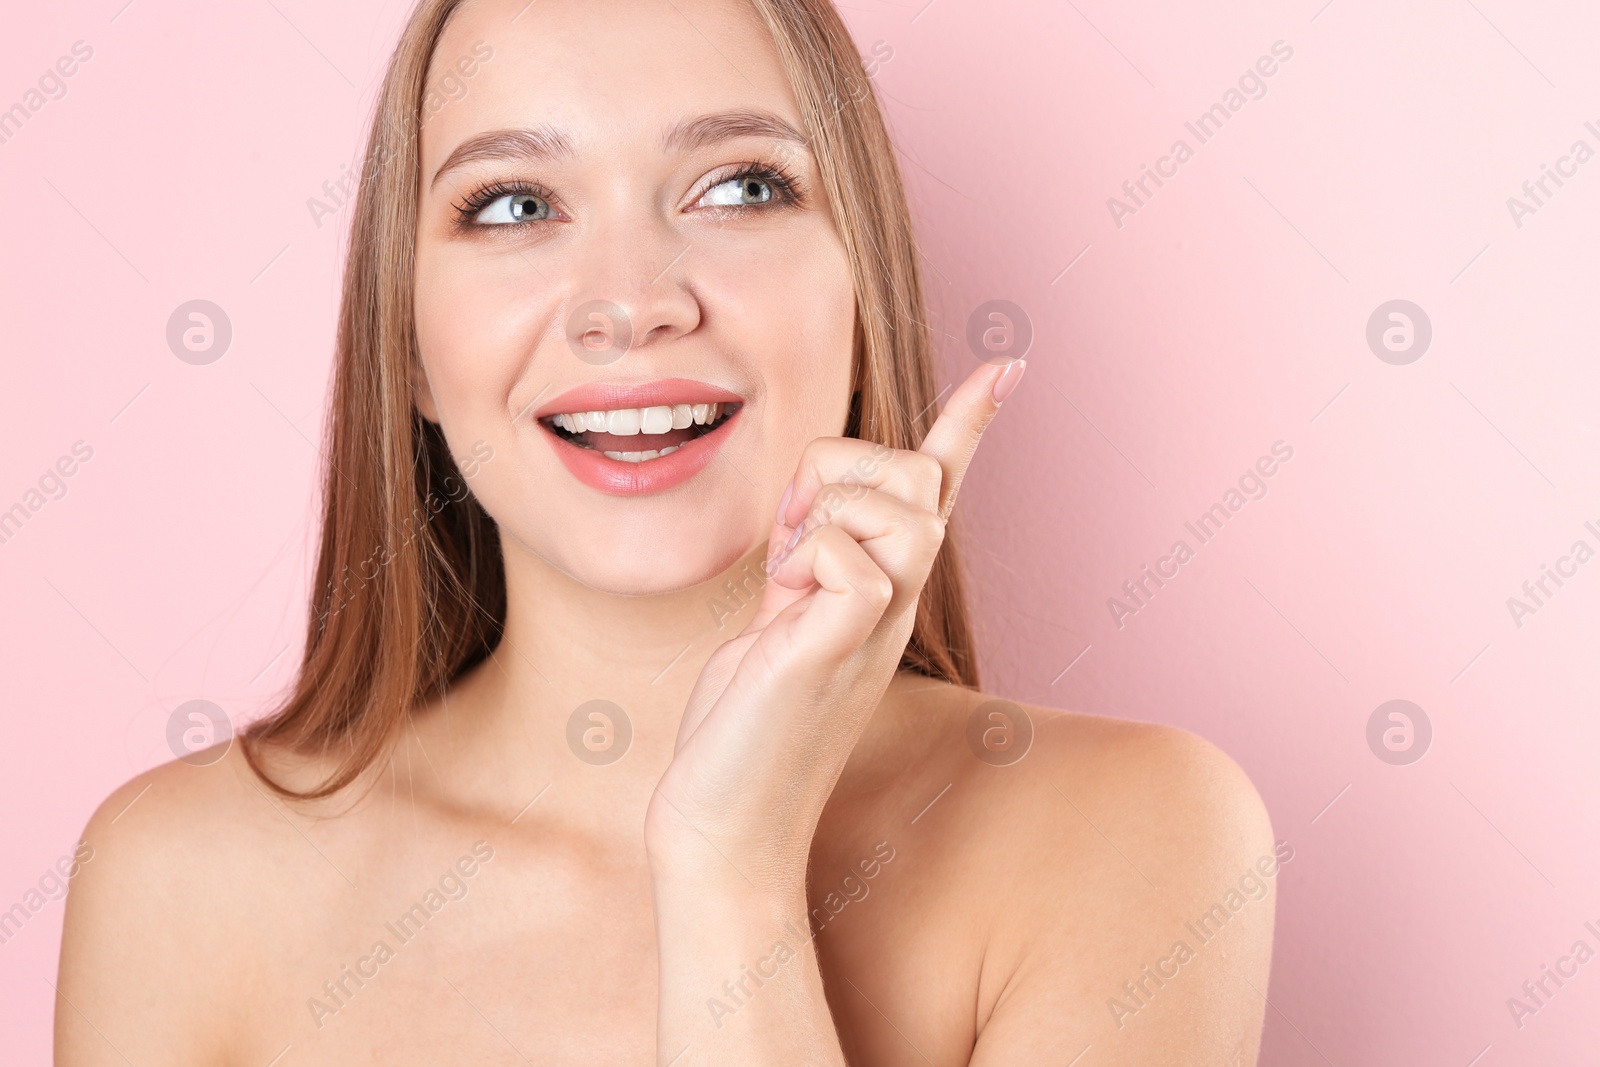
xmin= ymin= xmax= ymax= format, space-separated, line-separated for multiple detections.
xmin=3 ymin=0 xmax=1597 ymax=1062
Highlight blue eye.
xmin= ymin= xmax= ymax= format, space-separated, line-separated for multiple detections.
xmin=452 ymin=180 xmax=558 ymax=227
xmin=701 ymin=174 xmax=776 ymax=207
xmin=698 ymin=163 xmax=803 ymax=210
xmin=471 ymin=190 xmax=551 ymax=224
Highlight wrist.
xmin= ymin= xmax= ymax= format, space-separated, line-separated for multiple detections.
xmin=645 ymin=798 xmax=812 ymax=894
xmin=651 ymin=871 xmax=814 ymax=971
xmin=646 ymin=831 xmax=808 ymax=915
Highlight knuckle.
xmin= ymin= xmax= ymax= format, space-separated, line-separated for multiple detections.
xmin=797 ymin=436 xmax=837 ymax=475
xmin=903 ymin=452 xmax=945 ymax=506
xmin=895 ymin=508 xmax=942 ymax=547
xmin=846 ymin=451 xmax=878 ymax=482
xmin=906 ymin=450 xmax=942 ymax=484
xmin=803 ymin=436 xmax=839 ymax=460
xmin=814 ymin=483 xmax=849 ymax=516
xmin=815 ymin=523 xmax=850 ymax=553
xmin=862 ymin=571 xmax=895 ymax=611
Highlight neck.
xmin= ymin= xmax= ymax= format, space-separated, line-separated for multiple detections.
xmin=401 ymin=534 xmax=943 ymax=831
xmin=476 ymin=536 xmax=773 ymax=749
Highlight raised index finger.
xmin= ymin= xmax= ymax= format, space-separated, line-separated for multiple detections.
xmin=917 ymin=357 xmax=1026 ymax=518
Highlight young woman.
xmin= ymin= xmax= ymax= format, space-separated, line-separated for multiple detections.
xmin=55 ymin=0 xmax=1278 ymax=1063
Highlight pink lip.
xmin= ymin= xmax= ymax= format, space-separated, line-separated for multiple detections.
xmin=533 ymin=378 xmax=744 ymax=420
xmin=529 ymin=377 xmax=744 ymax=496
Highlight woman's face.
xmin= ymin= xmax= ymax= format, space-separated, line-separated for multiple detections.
xmin=413 ymin=0 xmax=858 ymax=595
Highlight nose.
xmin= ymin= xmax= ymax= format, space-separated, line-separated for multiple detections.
xmin=562 ymin=209 xmax=702 ymax=366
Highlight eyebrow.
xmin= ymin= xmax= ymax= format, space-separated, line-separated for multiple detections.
xmin=428 ymin=108 xmax=810 ymax=191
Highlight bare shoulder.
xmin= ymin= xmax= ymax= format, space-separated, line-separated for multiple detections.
xmin=56 ymin=741 xmax=331 ymax=1065
xmin=867 ymin=675 xmax=1281 ymax=1066
xmin=872 ymin=673 xmax=1274 ymax=857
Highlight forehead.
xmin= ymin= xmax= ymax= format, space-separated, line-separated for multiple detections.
xmin=423 ymin=0 xmax=804 ymax=167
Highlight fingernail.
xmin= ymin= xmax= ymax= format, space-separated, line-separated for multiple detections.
xmin=784 ymin=521 xmax=805 ymax=554
xmin=775 ymin=478 xmax=795 ymax=525
xmin=992 ymin=358 xmax=1027 ymax=404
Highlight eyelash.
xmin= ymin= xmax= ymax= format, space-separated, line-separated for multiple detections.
xmin=449 ymin=159 xmax=807 ymax=230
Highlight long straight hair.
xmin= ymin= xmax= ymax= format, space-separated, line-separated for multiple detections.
xmin=243 ymin=0 xmax=981 ymax=799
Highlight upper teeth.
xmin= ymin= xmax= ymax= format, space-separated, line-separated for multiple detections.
xmin=551 ymin=403 xmax=724 ymax=436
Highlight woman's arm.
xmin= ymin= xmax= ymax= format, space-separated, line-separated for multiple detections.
xmin=644 ymin=358 xmax=1023 ymax=1065
xmin=649 ymin=849 xmax=844 ymax=1064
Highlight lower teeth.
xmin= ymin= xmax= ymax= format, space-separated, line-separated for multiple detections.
xmin=602 ymin=445 xmax=680 ymax=463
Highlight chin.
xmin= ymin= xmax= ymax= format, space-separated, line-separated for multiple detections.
xmin=526 ymin=518 xmax=762 ymax=597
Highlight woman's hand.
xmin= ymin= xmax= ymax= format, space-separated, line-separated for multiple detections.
xmin=647 ymin=356 xmax=1023 ymax=1066
xmin=645 ymin=356 xmax=1027 ymax=887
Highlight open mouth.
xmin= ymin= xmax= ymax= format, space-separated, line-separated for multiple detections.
xmin=538 ymin=401 xmax=741 ymax=462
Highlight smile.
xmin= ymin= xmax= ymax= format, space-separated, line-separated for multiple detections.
xmin=541 ymin=402 xmax=738 ymax=462
xmin=531 ymin=379 xmax=745 ymax=495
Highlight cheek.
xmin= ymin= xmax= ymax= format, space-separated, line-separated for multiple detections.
xmin=411 ymin=249 xmax=566 ymax=533
xmin=760 ymin=228 xmax=853 ymax=335
xmin=413 ymin=246 xmax=555 ymax=420
xmin=783 ymin=260 xmax=857 ymax=446
xmin=693 ymin=226 xmax=856 ymax=436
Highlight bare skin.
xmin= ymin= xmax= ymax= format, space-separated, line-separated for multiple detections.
xmin=56 ymin=0 xmax=1276 ymax=1063
xmin=57 ymin=666 xmax=1274 ymax=1065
